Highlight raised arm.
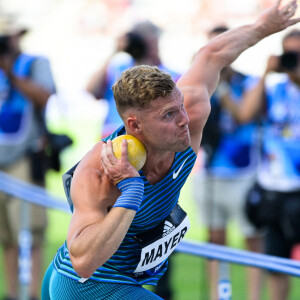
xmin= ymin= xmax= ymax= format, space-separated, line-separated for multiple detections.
xmin=178 ymin=0 xmax=300 ymax=153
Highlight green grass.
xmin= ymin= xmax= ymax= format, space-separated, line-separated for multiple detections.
xmin=1 ymin=116 xmax=300 ymax=299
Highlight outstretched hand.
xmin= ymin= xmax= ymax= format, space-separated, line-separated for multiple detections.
xmin=101 ymin=139 xmax=140 ymax=185
xmin=256 ymin=0 xmax=300 ymax=36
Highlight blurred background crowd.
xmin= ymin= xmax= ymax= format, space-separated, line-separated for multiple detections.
xmin=0 ymin=0 xmax=289 ymax=92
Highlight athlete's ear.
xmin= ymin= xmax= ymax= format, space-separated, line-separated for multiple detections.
xmin=127 ymin=117 xmax=141 ymax=133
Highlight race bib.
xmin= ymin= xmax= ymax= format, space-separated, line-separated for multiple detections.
xmin=133 ymin=204 xmax=190 ymax=274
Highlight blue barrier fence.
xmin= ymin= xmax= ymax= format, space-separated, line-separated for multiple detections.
xmin=1 ymin=170 xmax=300 ymax=299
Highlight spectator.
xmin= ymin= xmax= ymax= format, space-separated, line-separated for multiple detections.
xmin=193 ymin=25 xmax=263 ymax=300
xmin=237 ymin=29 xmax=300 ymax=300
xmin=86 ymin=20 xmax=181 ymax=138
xmin=0 ymin=16 xmax=56 ymax=300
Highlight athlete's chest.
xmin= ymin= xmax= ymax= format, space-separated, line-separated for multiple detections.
xmin=129 ymin=179 xmax=181 ymax=232
xmin=143 ymin=167 xmax=170 ymax=185
xmin=129 ymin=151 xmax=195 ymax=231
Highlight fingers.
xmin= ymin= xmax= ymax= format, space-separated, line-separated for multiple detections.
xmin=100 ymin=143 xmax=110 ymax=176
xmin=288 ymin=17 xmax=300 ymax=26
xmin=275 ymin=0 xmax=282 ymax=9
xmin=280 ymin=0 xmax=297 ymax=15
xmin=120 ymin=139 xmax=129 ymax=165
xmin=101 ymin=139 xmax=129 ymax=169
xmin=101 ymin=141 xmax=121 ymax=182
xmin=100 ymin=140 xmax=139 ymax=185
xmin=101 ymin=141 xmax=117 ymax=170
xmin=100 ymin=142 xmax=110 ymax=175
xmin=277 ymin=0 xmax=300 ymax=28
xmin=277 ymin=0 xmax=296 ymax=10
xmin=106 ymin=140 xmax=118 ymax=163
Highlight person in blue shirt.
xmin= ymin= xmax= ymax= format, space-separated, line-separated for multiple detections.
xmin=0 ymin=17 xmax=56 ymax=300
xmin=42 ymin=2 xmax=300 ymax=299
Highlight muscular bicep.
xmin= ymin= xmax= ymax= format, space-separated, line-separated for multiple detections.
xmin=181 ymin=85 xmax=211 ymax=154
xmin=66 ymin=143 xmax=120 ymax=246
xmin=67 ymin=166 xmax=119 ymax=245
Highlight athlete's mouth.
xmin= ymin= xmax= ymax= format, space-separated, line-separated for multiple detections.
xmin=178 ymin=128 xmax=189 ymax=137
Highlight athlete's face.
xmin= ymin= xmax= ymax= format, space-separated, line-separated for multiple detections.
xmin=138 ymin=87 xmax=191 ymax=153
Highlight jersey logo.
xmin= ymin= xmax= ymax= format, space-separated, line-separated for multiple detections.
xmin=173 ymin=158 xmax=188 ymax=179
xmin=163 ymin=220 xmax=175 ymax=237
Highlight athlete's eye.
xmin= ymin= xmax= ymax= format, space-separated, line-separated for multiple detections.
xmin=165 ymin=111 xmax=173 ymax=119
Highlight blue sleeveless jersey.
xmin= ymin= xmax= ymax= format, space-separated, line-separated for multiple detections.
xmin=54 ymin=126 xmax=196 ymax=286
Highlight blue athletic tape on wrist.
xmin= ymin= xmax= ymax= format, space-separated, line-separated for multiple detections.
xmin=114 ymin=177 xmax=144 ymax=212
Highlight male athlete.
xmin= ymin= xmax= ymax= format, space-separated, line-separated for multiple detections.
xmin=42 ymin=1 xmax=300 ymax=299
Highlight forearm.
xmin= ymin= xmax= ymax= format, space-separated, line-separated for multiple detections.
xmin=238 ymin=74 xmax=267 ymax=123
xmin=10 ymin=74 xmax=51 ymax=107
xmin=220 ymin=74 xmax=266 ymax=124
xmin=213 ymin=81 xmax=241 ymax=121
xmin=69 ymin=207 xmax=136 ymax=278
xmin=69 ymin=177 xmax=144 ymax=278
xmin=221 ymin=94 xmax=241 ymax=122
xmin=205 ymin=23 xmax=264 ymax=70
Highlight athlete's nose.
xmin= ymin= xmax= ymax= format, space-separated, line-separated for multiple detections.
xmin=178 ymin=108 xmax=189 ymax=127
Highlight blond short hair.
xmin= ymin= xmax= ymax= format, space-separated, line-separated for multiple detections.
xmin=112 ymin=65 xmax=175 ymax=116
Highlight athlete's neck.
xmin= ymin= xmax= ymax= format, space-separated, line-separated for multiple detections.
xmin=142 ymin=151 xmax=175 ymax=185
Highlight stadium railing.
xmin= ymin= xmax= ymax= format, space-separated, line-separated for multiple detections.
xmin=1 ymin=170 xmax=300 ymax=300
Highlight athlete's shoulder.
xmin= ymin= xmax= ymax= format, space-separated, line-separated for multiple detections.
xmin=74 ymin=142 xmax=105 ymax=177
xmin=71 ymin=141 xmax=118 ymax=211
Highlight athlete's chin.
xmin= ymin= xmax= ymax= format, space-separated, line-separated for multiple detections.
xmin=176 ymin=135 xmax=191 ymax=152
